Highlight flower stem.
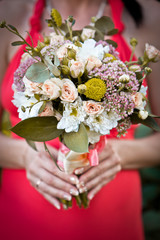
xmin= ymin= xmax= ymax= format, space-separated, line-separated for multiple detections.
xmin=44 ymin=142 xmax=61 ymax=171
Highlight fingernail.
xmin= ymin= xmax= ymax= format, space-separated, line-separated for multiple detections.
xmin=54 ymin=203 xmax=61 ymax=210
xmin=75 ymin=168 xmax=84 ymax=175
xmin=70 ymin=188 xmax=79 ymax=196
xmin=79 ymin=186 xmax=87 ymax=193
xmin=63 ymin=194 xmax=72 ymax=201
xmin=77 ymin=181 xmax=85 ymax=188
xmin=88 ymin=194 xmax=94 ymax=200
xmin=70 ymin=176 xmax=79 ymax=185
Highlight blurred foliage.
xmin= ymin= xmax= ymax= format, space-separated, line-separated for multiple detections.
xmin=135 ymin=124 xmax=160 ymax=240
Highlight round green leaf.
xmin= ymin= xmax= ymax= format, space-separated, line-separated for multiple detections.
xmin=95 ymin=16 xmax=115 ymax=34
xmin=63 ymin=123 xmax=89 ymax=153
xmin=25 ymin=62 xmax=50 ymax=83
xmin=11 ymin=116 xmax=64 ymax=142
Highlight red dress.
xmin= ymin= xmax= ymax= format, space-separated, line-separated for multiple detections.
xmin=0 ymin=0 xmax=144 ymax=239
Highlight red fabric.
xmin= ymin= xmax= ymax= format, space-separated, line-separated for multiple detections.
xmin=0 ymin=0 xmax=144 ymax=239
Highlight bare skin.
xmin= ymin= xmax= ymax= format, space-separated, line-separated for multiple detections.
xmin=0 ymin=0 xmax=160 ymax=207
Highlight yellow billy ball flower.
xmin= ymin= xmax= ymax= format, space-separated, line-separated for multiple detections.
xmin=84 ymin=78 xmax=106 ymax=101
xmin=104 ymin=53 xmax=117 ymax=62
xmin=51 ymin=9 xmax=62 ymax=27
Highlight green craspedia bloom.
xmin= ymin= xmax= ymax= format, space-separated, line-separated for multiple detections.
xmin=104 ymin=53 xmax=117 ymax=62
xmin=51 ymin=9 xmax=62 ymax=27
xmin=84 ymin=78 xmax=106 ymax=101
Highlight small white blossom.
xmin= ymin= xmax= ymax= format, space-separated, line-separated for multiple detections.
xmin=138 ymin=110 xmax=148 ymax=120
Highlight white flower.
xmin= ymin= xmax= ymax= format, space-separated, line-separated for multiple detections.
xmin=56 ymin=43 xmax=79 ymax=61
xmin=77 ymin=39 xmax=107 ymax=61
xmin=140 ymin=85 xmax=148 ymax=95
xmin=138 ymin=110 xmax=148 ymax=120
xmin=57 ymin=97 xmax=86 ymax=132
xmin=60 ymin=78 xmax=78 ymax=102
xmin=69 ymin=59 xmax=85 ymax=78
xmin=86 ymin=129 xmax=101 ymax=144
xmin=86 ymin=56 xmax=102 ymax=72
xmin=21 ymin=52 xmax=32 ymax=63
xmin=129 ymin=65 xmax=141 ymax=72
xmin=81 ymin=28 xmax=96 ymax=41
xmin=12 ymin=92 xmax=43 ymax=120
xmin=119 ymin=74 xmax=130 ymax=83
xmin=145 ymin=43 xmax=160 ymax=62
xmin=50 ymin=32 xmax=64 ymax=45
xmin=42 ymin=78 xmax=63 ymax=100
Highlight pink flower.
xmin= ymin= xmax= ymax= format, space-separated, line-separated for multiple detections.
xmin=60 ymin=79 xmax=78 ymax=102
xmin=23 ymin=76 xmax=43 ymax=94
xmin=145 ymin=43 xmax=160 ymax=62
xmin=42 ymin=78 xmax=63 ymax=100
xmin=39 ymin=102 xmax=54 ymax=117
xmin=70 ymin=60 xmax=85 ymax=78
xmin=132 ymin=92 xmax=143 ymax=109
xmin=86 ymin=56 xmax=102 ymax=72
xmin=83 ymin=100 xmax=104 ymax=115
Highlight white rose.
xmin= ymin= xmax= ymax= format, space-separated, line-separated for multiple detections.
xmin=81 ymin=28 xmax=96 ymax=41
xmin=60 ymin=78 xmax=78 ymax=102
xmin=23 ymin=76 xmax=43 ymax=95
xmin=86 ymin=56 xmax=102 ymax=72
xmin=69 ymin=59 xmax=85 ymax=78
xmin=50 ymin=32 xmax=64 ymax=45
xmin=42 ymin=78 xmax=63 ymax=100
xmin=145 ymin=43 xmax=160 ymax=62
xmin=138 ymin=110 xmax=148 ymax=120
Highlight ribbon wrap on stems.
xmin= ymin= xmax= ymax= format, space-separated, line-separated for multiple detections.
xmin=57 ymin=135 xmax=107 ymax=174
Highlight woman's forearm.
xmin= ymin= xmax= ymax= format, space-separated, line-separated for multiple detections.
xmin=0 ymin=133 xmax=28 ymax=168
xmin=110 ymin=132 xmax=160 ymax=169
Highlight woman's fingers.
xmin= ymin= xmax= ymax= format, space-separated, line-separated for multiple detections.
xmin=39 ymin=190 xmax=61 ymax=210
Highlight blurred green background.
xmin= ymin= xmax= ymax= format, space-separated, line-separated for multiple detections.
xmin=135 ymin=125 xmax=160 ymax=240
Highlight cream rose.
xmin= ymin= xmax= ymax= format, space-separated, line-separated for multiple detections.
xmin=145 ymin=43 xmax=160 ymax=62
xmin=42 ymin=78 xmax=63 ymax=100
xmin=70 ymin=60 xmax=85 ymax=78
xmin=60 ymin=78 xmax=78 ymax=102
xmin=56 ymin=43 xmax=79 ymax=61
xmin=132 ymin=92 xmax=143 ymax=110
xmin=83 ymin=100 xmax=104 ymax=115
xmin=81 ymin=28 xmax=96 ymax=41
xmin=39 ymin=102 xmax=54 ymax=117
xmin=23 ymin=76 xmax=43 ymax=95
xmin=86 ymin=56 xmax=102 ymax=72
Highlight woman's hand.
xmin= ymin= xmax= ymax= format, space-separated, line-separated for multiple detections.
xmin=76 ymin=142 xmax=121 ymax=200
xmin=24 ymin=143 xmax=79 ymax=210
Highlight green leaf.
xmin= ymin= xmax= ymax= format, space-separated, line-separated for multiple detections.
xmin=38 ymin=101 xmax=47 ymax=114
xmin=106 ymin=39 xmax=118 ymax=48
xmin=60 ymin=23 xmax=69 ymax=34
xmin=8 ymin=24 xmax=18 ymax=32
xmin=143 ymin=210 xmax=160 ymax=232
xmin=1 ymin=110 xmax=12 ymax=137
xmin=95 ymin=16 xmax=115 ymax=34
xmin=11 ymin=116 xmax=64 ymax=142
xmin=107 ymin=28 xmax=118 ymax=36
xmin=63 ymin=123 xmax=88 ymax=153
xmin=26 ymin=62 xmax=50 ymax=83
xmin=131 ymin=113 xmax=160 ymax=132
xmin=26 ymin=139 xmax=37 ymax=151
xmin=54 ymin=55 xmax=60 ymax=67
xmin=11 ymin=41 xmax=25 ymax=46
xmin=44 ymin=56 xmax=61 ymax=77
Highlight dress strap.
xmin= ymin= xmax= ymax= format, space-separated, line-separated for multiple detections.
xmin=108 ymin=0 xmax=124 ymax=34
xmin=29 ymin=0 xmax=46 ymax=34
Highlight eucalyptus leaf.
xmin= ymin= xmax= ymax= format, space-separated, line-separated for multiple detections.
xmin=107 ymin=28 xmax=118 ymax=36
xmin=106 ymin=39 xmax=118 ymax=48
xmin=63 ymin=123 xmax=88 ymax=153
xmin=54 ymin=55 xmax=60 ymax=67
xmin=11 ymin=41 xmax=25 ymax=46
xmin=44 ymin=56 xmax=61 ymax=77
xmin=131 ymin=113 xmax=160 ymax=132
xmin=11 ymin=116 xmax=64 ymax=141
xmin=26 ymin=62 xmax=50 ymax=83
xmin=26 ymin=139 xmax=37 ymax=151
xmin=95 ymin=16 xmax=115 ymax=34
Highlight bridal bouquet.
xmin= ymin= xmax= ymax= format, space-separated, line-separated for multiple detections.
xmin=1 ymin=9 xmax=160 ymax=208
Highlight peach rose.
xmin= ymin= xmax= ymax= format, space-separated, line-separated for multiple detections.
xmin=42 ymin=78 xmax=63 ymax=100
xmin=70 ymin=60 xmax=85 ymax=78
xmin=83 ymin=100 xmax=104 ymax=115
xmin=132 ymin=92 xmax=143 ymax=109
xmin=145 ymin=43 xmax=160 ymax=62
xmin=86 ymin=56 xmax=102 ymax=72
xmin=23 ymin=76 xmax=43 ymax=94
xmin=39 ymin=102 xmax=54 ymax=117
xmin=60 ymin=79 xmax=78 ymax=102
